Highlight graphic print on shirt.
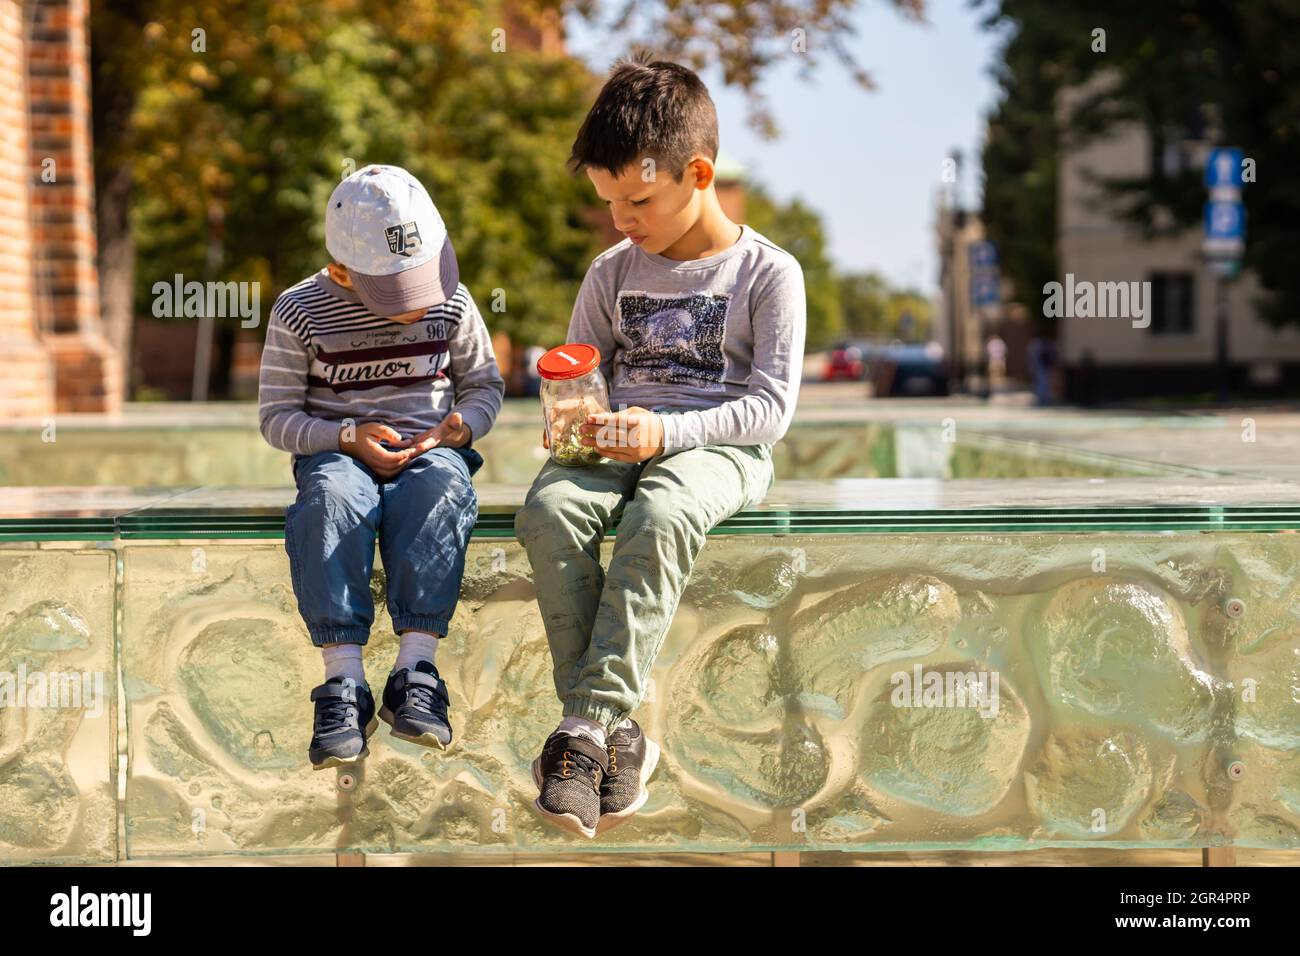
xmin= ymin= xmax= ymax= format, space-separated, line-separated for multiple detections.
xmin=616 ymin=291 xmax=729 ymax=390
xmin=307 ymin=316 xmax=451 ymax=392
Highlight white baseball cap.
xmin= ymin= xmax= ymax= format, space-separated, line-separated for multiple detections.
xmin=325 ymin=164 xmax=460 ymax=316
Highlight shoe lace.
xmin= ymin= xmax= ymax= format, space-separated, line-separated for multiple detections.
xmin=316 ymin=694 xmax=361 ymax=736
xmin=402 ymin=671 xmax=448 ymax=718
xmin=557 ymin=746 xmax=603 ymax=788
xmin=607 ymin=742 xmax=619 ymax=775
xmin=606 ymin=726 xmax=636 ymax=774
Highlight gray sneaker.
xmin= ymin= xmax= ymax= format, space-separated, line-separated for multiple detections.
xmin=596 ymin=719 xmax=660 ymax=834
xmin=379 ymin=660 xmax=452 ymax=749
xmin=531 ymin=732 xmax=609 ymax=839
xmin=308 ymin=677 xmax=378 ymax=770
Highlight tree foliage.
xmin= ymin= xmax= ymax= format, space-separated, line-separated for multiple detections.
xmin=89 ymin=0 xmax=935 ymax=395
xmin=745 ymin=184 xmax=842 ymax=349
xmin=838 ymin=271 xmax=932 ymax=341
xmin=979 ymin=0 xmax=1300 ymax=329
xmin=119 ymin=1 xmax=598 ymax=347
xmin=560 ymin=0 xmax=925 ymax=136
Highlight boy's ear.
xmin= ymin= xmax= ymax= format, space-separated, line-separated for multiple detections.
xmin=688 ymin=156 xmax=716 ymax=191
xmin=327 ymin=261 xmax=353 ymax=288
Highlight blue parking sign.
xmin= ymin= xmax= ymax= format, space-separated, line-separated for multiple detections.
xmin=968 ymin=241 xmax=997 ymax=269
xmin=971 ymin=275 xmax=1000 ymax=307
xmin=1204 ymin=200 xmax=1245 ymax=239
xmin=1205 ymin=148 xmax=1245 ymax=189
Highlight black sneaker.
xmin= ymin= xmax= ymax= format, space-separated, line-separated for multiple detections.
xmin=531 ymin=732 xmax=609 ymax=839
xmin=308 ymin=676 xmax=377 ymax=770
xmin=379 ymin=660 xmax=452 ymax=749
xmin=596 ymin=719 xmax=660 ymax=834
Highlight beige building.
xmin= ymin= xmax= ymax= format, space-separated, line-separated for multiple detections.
xmin=1057 ymin=73 xmax=1300 ymax=400
xmin=934 ymin=198 xmax=1031 ymax=390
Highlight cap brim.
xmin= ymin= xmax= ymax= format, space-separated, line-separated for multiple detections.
xmin=350 ymin=236 xmax=460 ymax=317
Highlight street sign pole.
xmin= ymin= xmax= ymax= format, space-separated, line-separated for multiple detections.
xmin=1216 ymin=274 xmax=1230 ymax=403
xmin=968 ymin=240 xmax=1000 ymax=399
xmin=1203 ymin=148 xmax=1245 ymax=404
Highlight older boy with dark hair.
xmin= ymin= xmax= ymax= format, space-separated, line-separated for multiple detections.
xmin=515 ymin=57 xmax=806 ymax=837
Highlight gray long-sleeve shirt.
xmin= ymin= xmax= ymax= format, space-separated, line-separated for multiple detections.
xmin=566 ymin=224 xmax=806 ymax=454
xmin=257 ymin=269 xmax=504 ymax=456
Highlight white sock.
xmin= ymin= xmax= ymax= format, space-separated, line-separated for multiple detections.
xmin=322 ymin=643 xmax=365 ymax=684
xmin=394 ymin=630 xmax=440 ymax=672
xmin=558 ymin=714 xmax=606 ymax=748
xmin=614 ymin=718 xmax=634 ymax=730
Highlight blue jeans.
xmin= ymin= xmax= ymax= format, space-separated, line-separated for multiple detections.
xmin=284 ymin=446 xmax=484 ymax=647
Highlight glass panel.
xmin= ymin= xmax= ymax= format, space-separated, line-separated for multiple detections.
xmin=3 ymin=479 xmax=1297 ymax=540
xmin=0 ymin=545 xmax=117 ymax=864
xmin=117 ymin=534 xmax=1300 ymax=856
xmin=0 ymin=404 xmax=1257 ymax=487
xmin=4 ymin=400 xmax=1299 ymax=858
xmin=0 ymin=487 xmax=193 ymax=542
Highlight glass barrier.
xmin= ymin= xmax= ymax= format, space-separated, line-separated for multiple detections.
xmin=0 ymin=543 xmax=117 ymax=865
xmin=112 ymin=530 xmax=1300 ymax=856
xmin=0 ymin=403 xmax=1239 ymax=487
xmin=3 ymin=478 xmax=1299 ymax=859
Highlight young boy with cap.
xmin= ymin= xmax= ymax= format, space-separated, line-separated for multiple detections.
xmin=258 ymin=164 xmax=504 ymax=769
xmin=514 ymin=58 xmax=807 ymax=837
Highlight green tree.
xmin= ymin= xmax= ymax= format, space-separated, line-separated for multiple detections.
xmin=839 ymin=271 xmax=931 ymax=340
xmin=745 ymin=185 xmax=843 ymax=349
xmin=977 ymin=0 xmax=1075 ymax=333
xmin=838 ymin=272 xmax=888 ymax=337
xmin=93 ymin=0 xmax=934 ymax=395
xmin=978 ymin=0 xmax=1300 ymax=330
xmin=112 ymin=0 xmax=600 ymax=395
xmin=884 ymin=287 xmax=932 ymax=341
xmin=564 ymin=0 xmax=926 ymax=135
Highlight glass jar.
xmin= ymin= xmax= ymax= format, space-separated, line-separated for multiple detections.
xmin=537 ymin=343 xmax=610 ymax=466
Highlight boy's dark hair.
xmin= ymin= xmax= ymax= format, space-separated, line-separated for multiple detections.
xmin=568 ymin=54 xmax=719 ymax=181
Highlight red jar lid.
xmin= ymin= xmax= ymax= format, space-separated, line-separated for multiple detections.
xmin=537 ymin=343 xmax=601 ymax=381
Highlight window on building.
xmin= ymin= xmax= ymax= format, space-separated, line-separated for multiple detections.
xmin=1149 ymin=107 xmax=1205 ymax=179
xmin=1148 ymin=273 xmax=1195 ymax=334
xmin=1150 ymin=125 xmax=1193 ymax=178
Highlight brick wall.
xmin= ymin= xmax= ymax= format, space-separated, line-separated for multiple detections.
xmin=1 ymin=0 xmax=124 ymax=418
xmin=0 ymin=0 xmax=56 ymax=420
xmin=27 ymin=0 xmax=99 ymax=336
xmin=45 ymin=330 xmax=123 ymax=411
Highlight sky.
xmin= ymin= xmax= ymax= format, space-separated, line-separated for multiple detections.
xmin=563 ymin=0 xmax=1012 ymax=295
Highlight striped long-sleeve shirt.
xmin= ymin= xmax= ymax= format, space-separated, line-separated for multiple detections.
xmin=257 ymin=268 xmax=504 ymax=456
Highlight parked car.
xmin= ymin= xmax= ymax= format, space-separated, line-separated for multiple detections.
xmin=869 ymin=342 xmax=949 ymax=397
xmin=824 ymin=340 xmax=879 ymax=381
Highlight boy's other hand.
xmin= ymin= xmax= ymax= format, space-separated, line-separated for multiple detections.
xmin=339 ymin=421 xmax=413 ymax=480
xmin=405 ymin=410 xmax=473 ymax=457
xmin=582 ymin=407 xmax=664 ymax=463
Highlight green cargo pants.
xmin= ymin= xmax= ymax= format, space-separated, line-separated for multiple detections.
xmin=513 ymin=405 xmax=776 ymax=734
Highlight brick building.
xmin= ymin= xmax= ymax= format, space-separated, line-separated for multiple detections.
xmin=1 ymin=0 xmax=121 ymax=418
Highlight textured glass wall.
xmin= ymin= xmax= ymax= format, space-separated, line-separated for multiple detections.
xmin=113 ymin=533 xmax=1300 ymax=858
xmin=0 ymin=419 xmax=1144 ymax=487
xmin=0 ymin=545 xmax=117 ymax=865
